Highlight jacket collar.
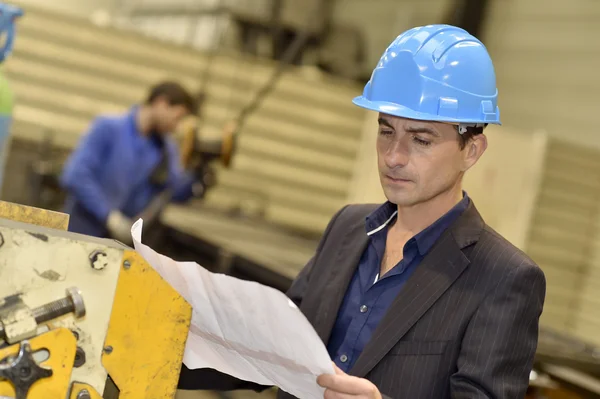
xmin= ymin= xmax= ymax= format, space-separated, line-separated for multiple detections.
xmin=311 ymin=200 xmax=485 ymax=376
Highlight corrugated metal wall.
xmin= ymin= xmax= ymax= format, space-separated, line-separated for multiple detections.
xmin=484 ymin=0 xmax=600 ymax=148
xmin=4 ymin=3 xmax=366 ymax=236
xmin=523 ymin=139 xmax=600 ymax=346
xmin=484 ymin=0 xmax=600 ymax=345
xmin=121 ymin=0 xmax=247 ymax=51
xmin=13 ymin=0 xmax=120 ymax=17
xmin=119 ymin=0 xmax=454 ymax=74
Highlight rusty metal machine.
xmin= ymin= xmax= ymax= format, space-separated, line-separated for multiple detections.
xmin=0 ymin=201 xmax=192 ymax=398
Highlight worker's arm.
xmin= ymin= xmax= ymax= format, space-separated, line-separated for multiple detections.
xmin=450 ymin=264 xmax=546 ymax=398
xmin=60 ymin=117 xmax=114 ymax=224
xmin=178 ymin=205 xmax=348 ymax=391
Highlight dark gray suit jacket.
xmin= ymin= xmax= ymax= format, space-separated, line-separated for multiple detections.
xmin=179 ymin=201 xmax=546 ymax=398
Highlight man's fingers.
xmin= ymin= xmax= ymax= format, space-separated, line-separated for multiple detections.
xmin=333 ymin=363 xmax=345 ymax=375
xmin=317 ymin=373 xmax=333 ymax=388
xmin=324 ymin=388 xmax=356 ymax=399
xmin=317 ymin=374 xmax=365 ymax=395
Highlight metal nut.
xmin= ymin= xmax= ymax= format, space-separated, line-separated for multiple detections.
xmin=66 ymin=287 xmax=86 ymax=318
xmin=77 ymin=390 xmax=91 ymax=399
xmin=103 ymin=345 xmax=113 ymax=354
xmin=89 ymin=250 xmax=108 ymax=270
xmin=74 ymin=346 xmax=86 ymax=368
xmin=123 ymin=260 xmax=131 ymax=270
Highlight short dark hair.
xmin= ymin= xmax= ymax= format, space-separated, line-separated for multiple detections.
xmin=145 ymin=81 xmax=197 ymax=114
xmin=456 ymin=124 xmax=487 ymax=149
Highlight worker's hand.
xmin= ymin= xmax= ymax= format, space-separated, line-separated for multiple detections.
xmin=317 ymin=363 xmax=382 ymax=399
xmin=106 ymin=211 xmax=134 ymax=245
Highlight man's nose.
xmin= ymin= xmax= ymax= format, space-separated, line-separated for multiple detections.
xmin=384 ymin=138 xmax=410 ymax=169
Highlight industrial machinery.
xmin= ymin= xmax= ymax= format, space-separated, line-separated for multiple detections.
xmin=0 ymin=3 xmax=23 ymax=193
xmin=128 ymin=116 xmax=237 ymax=238
xmin=0 ymin=201 xmax=192 ymax=398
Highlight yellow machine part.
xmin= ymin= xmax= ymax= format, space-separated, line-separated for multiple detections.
xmin=102 ymin=249 xmax=192 ymax=398
xmin=0 ymin=328 xmax=77 ymax=398
xmin=0 ymin=202 xmax=192 ymax=398
xmin=0 ymin=200 xmax=69 ymax=230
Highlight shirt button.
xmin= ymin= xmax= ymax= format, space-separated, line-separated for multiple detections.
xmin=340 ymin=354 xmax=348 ymax=363
xmin=360 ymin=305 xmax=368 ymax=313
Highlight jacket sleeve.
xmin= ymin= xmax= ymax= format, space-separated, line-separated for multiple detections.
xmin=450 ymin=264 xmax=546 ymax=398
xmin=177 ymin=205 xmax=349 ymax=392
xmin=165 ymin=140 xmax=196 ymax=203
xmin=60 ymin=118 xmax=114 ymax=224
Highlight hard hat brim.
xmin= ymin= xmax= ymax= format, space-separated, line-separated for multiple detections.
xmin=352 ymin=95 xmax=501 ymax=125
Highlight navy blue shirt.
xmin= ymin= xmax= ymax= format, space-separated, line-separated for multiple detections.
xmin=327 ymin=194 xmax=470 ymax=372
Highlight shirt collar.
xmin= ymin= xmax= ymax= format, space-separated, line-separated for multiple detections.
xmin=365 ymin=192 xmax=471 ymax=255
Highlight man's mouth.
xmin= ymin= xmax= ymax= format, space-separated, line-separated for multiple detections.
xmin=386 ymin=175 xmax=412 ymax=183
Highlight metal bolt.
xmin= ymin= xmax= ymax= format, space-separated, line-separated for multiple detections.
xmin=104 ymin=346 xmax=113 ymax=354
xmin=31 ymin=287 xmax=86 ymax=324
xmin=0 ymin=288 xmax=87 ymax=342
xmin=89 ymin=250 xmax=108 ymax=270
xmin=74 ymin=346 xmax=86 ymax=368
xmin=19 ymin=366 xmax=31 ymax=378
xmin=77 ymin=390 xmax=91 ymax=399
xmin=123 ymin=260 xmax=131 ymax=270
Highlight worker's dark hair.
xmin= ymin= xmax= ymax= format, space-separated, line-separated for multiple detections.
xmin=456 ymin=124 xmax=488 ymax=149
xmin=146 ymin=81 xmax=197 ymax=114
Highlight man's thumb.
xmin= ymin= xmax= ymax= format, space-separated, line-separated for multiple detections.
xmin=333 ymin=362 xmax=345 ymax=375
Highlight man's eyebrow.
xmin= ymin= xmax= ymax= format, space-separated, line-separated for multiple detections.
xmin=405 ymin=126 xmax=440 ymax=137
xmin=377 ymin=118 xmax=394 ymax=129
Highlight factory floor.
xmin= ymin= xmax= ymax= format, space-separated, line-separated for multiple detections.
xmin=176 ymin=389 xmax=277 ymax=399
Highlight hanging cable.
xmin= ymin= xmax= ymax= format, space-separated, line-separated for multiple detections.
xmin=133 ymin=1 xmax=327 ymax=230
xmin=232 ymin=1 xmax=325 ymax=133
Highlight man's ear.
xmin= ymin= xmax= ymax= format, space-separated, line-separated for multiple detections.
xmin=462 ymin=134 xmax=487 ymax=172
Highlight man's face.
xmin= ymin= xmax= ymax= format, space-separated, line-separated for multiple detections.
xmin=376 ymin=113 xmax=487 ymax=207
xmin=151 ymin=98 xmax=190 ymax=135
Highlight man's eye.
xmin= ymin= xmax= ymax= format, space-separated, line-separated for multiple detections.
xmin=379 ymin=130 xmax=393 ymax=136
xmin=412 ymin=136 xmax=431 ymax=146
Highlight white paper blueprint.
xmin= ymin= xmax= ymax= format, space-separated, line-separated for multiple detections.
xmin=131 ymin=219 xmax=334 ymax=399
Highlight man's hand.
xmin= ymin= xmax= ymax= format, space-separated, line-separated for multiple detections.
xmin=107 ymin=211 xmax=134 ymax=245
xmin=317 ymin=363 xmax=382 ymax=399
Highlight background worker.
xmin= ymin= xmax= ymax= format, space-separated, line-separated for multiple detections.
xmin=178 ymin=25 xmax=546 ymax=399
xmin=60 ymin=81 xmax=200 ymax=242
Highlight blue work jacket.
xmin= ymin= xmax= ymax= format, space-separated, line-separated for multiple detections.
xmin=60 ymin=107 xmax=195 ymax=237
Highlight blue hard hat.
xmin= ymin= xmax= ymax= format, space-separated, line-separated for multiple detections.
xmin=0 ymin=3 xmax=23 ymax=63
xmin=353 ymin=24 xmax=500 ymax=125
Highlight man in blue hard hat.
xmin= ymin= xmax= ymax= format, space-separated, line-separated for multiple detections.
xmin=60 ymin=81 xmax=199 ymax=243
xmin=178 ymin=25 xmax=545 ymax=399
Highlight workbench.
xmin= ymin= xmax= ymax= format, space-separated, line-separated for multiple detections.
xmin=155 ymin=203 xmax=319 ymax=292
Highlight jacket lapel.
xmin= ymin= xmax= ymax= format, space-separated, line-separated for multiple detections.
xmin=349 ymin=203 xmax=484 ymax=377
xmin=313 ymin=220 xmax=369 ymax=344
